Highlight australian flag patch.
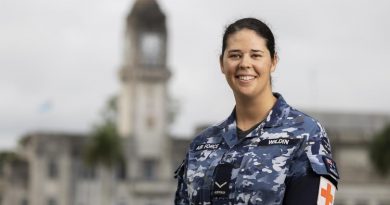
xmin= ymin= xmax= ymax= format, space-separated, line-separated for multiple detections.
xmin=323 ymin=155 xmax=340 ymax=180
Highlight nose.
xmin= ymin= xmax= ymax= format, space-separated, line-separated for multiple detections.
xmin=239 ymin=54 xmax=251 ymax=69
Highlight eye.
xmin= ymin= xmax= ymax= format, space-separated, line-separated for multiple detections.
xmin=228 ymin=54 xmax=241 ymax=59
xmin=251 ymin=54 xmax=262 ymax=58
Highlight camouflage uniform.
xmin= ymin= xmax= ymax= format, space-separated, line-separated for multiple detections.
xmin=175 ymin=93 xmax=339 ymax=205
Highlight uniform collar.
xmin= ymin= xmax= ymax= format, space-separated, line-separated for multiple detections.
xmin=216 ymin=93 xmax=291 ymax=148
xmin=263 ymin=93 xmax=290 ymax=128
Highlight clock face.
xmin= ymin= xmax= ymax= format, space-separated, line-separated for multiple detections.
xmin=140 ymin=32 xmax=161 ymax=66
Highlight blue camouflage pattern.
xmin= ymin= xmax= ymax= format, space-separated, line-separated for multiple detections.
xmin=174 ymin=93 xmax=339 ymax=205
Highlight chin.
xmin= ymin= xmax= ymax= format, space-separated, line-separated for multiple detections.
xmin=234 ymin=89 xmax=258 ymax=99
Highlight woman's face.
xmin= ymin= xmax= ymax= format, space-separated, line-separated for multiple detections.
xmin=220 ymin=29 xmax=277 ymax=100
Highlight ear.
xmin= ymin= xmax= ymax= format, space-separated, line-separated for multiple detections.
xmin=219 ymin=55 xmax=225 ymax=74
xmin=270 ymin=53 xmax=278 ymax=73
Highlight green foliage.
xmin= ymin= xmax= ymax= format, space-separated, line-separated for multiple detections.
xmin=85 ymin=121 xmax=123 ymax=168
xmin=84 ymin=96 xmax=124 ymax=169
xmin=0 ymin=151 xmax=18 ymax=162
xmin=0 ymin=151 xmax=21 ymax=175
xmin=369 ymin=124 xmax=390 ymax=176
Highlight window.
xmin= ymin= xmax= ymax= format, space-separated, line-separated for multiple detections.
xmin=355 ymin=200 xmax=368 ymax=205
xmin=334 ymin=201 xmax=345 ymax=205
xmin=142 ymin=159 xmax=157 ymax=180
xmin=379 ymin=200 xmax=390 ymax=205
xmin=79 ymin=165 xmax=96 ymax=180
xmin=47 ymin=198 xmax=57 ymax=205
xmin=146 ymin=116 xmax=156 ymax=129
xmin=116 ymin=160 xmax=127 ymax=181
xmin=47 ymin=159 xmax=58 ymax=179
xmin=20 ymin=198 xmax=28 ymax=205
xmin=116 ymin=201 xmax=127 ymax=205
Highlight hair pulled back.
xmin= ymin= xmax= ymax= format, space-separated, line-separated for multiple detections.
xmin=221 ymin=18 xmax=276 ymax=60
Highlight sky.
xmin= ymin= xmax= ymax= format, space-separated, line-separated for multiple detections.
xmin=1 ymin=0 xmax=390 ymax=150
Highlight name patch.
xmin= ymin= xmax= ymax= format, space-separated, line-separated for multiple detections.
xmin=195 ymin=143 xmax=220 ymax=151
xmin=258 ymin=138 xmax=300 ymax=146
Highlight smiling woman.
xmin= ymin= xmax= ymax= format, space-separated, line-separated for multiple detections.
xmin=174 ymin=18 xmax=340 ymax=205
xmin=220 ymin=28 xmax=277 ymax=128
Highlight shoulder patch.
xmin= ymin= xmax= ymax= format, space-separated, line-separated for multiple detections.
xmin=322 ymin=156 xmax=339 ymax=180
xmin=306 ymin=155 xmax=340 ymax=185
xmin=317 ymin=176 xmax=336 ymax=205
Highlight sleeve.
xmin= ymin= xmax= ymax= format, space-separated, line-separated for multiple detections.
xmin=283 ymin=170 xmax=320 ymax=205
xmin=288 ymin=122 xmax=339 ymax=185
xmin=284 ymin=122 xmax=340 ymax=204
xmin=174 ymin=157 xmax=189 ymax=205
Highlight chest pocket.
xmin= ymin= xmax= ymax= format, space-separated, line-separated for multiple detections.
xmin=187 ymin=145 xmax=222 ymax=183
xmin=234 ymin=138 xmax=303 ymax=204
xmin=245 ymin=139 xmax=300 ymax=171
xmin=186 ymin=143 xmax=226 ymax=204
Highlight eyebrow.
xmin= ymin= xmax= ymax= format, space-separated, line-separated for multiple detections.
xmin=227 ymin=49 xmax=264 ymax=53
xmin=251 ymin=49 xmax=264 ymax=53
xmin=227 ymin=49 xmax=241 ymax=53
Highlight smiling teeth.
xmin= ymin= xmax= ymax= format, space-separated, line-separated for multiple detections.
xmin=238 ymin=76 xmax=255 ymax=80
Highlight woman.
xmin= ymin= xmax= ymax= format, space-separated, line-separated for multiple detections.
xmin=175 ymin=18 xmax=339 ymax=205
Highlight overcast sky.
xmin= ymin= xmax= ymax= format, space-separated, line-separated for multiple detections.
xmin=1 ymin=0 xmax=390 ymax=150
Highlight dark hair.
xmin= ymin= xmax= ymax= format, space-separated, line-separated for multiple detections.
xmin=221 ymin=18 xmax=276 ymax=60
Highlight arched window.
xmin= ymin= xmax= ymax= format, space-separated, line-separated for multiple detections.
xmin=140 ymin=32 xmax=161 ymax=67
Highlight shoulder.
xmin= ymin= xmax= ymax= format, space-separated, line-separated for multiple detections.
xmin=284 ymin=107 xmax=327 ymax=139
xmin=285 ymin=107 xmax=332 ymax=154
xmin=287 ymin=108 xmax=340 ymax=183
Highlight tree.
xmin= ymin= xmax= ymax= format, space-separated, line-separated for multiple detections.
xmin=369 ymin=124 xmax=390 ymax=176
xmin=84 ymin=95 xmax=124 ymax=205
xmin=0 ymin=151 xmax=19 ymax=175
xmin=85 ymin=95 xmax=123 ymax=168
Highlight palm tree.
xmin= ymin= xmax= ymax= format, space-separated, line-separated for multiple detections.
xmin=84 ymin=96 xmax=124 ymax=205
xmin=369 ymin=124 xmax=390 ymax=176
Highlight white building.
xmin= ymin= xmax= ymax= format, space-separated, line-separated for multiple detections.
xmin=117 ymin=0 xmax=174 ymax=204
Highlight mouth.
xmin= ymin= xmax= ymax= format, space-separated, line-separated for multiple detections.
xmin=235 ymin=75 xmax=257 ymax=82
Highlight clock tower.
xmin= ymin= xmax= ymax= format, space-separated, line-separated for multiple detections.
xmin=118 ymin=0 xmax=173 ymax=204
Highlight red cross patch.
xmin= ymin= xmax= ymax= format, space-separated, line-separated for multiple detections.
xmin=317 ymin=177 xmax=336 ymax=205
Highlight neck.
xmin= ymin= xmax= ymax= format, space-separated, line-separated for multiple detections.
xmin=234 ymin=91 xmax=276 ymax=131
